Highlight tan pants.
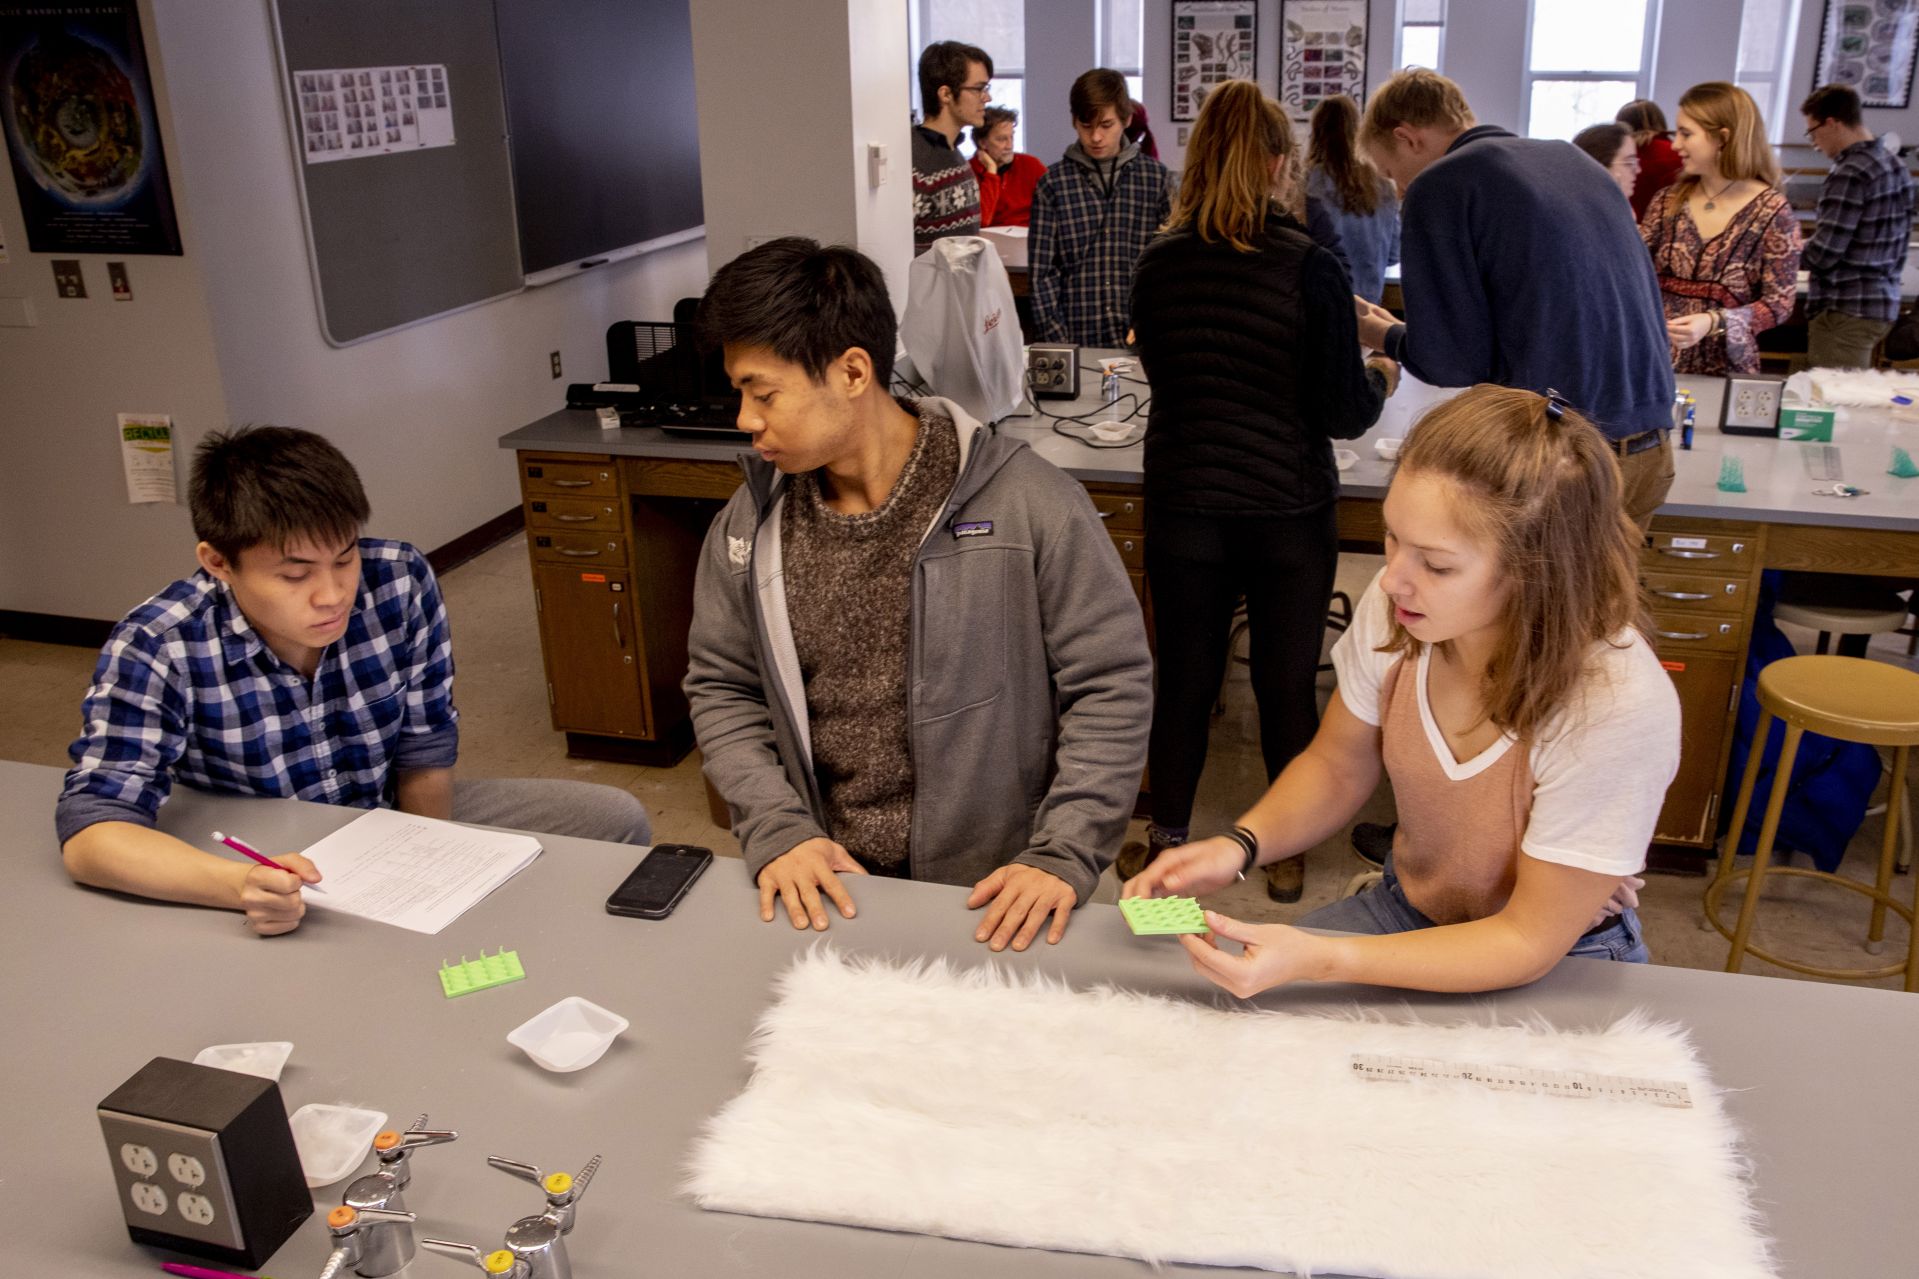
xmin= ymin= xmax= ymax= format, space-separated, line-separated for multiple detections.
xmin=1616 ymin=432 xmax=1675 ymax=534
xmin=1808 ymin=310 xmax=1893 ymax=370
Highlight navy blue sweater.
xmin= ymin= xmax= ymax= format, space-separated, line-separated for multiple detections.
xmin=1383 ymin=126 xmax=1674 ymax=439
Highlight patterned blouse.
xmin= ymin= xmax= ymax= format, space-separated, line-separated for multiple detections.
xmin=1639 ymin=183 xmax=1802 ymax=375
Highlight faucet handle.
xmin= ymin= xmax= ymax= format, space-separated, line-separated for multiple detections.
xmin=421 ymin=1239 xmax=528 ymax=1277
xmin=485 ymin=1155 xmax=544 ymax=1186
xmin=374 ymin=1125 xmax=458 ymax=1158
xmin=555 ymin=1154 xmax=602 ymax=1207
xmin=327 ymin=1205 xmax=417 ymax=1237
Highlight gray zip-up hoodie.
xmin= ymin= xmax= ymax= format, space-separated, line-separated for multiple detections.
xmin=683 ymin=397 xmax=1152 ymax=905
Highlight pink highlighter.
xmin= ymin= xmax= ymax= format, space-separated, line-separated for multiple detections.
xmin=162 ymin=1263 xmax=275 ymax=1279
xmin=212 ymin=831 xmax=326 ymax=893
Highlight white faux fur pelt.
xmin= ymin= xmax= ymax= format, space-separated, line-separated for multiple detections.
xmin=684 ymin=948 xmax=1775 ymax=1279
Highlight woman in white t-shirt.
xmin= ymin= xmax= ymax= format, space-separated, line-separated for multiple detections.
xmin=1124 ymin=384 xmax=1681 ymax=994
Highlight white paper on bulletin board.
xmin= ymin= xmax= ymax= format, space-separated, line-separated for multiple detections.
xmin=117 ymin=414 xmax=176 ymax=505
xmin=1280 ymin=0 xmax=1368 ymax=121
xmin=1172 ymin=0 xmax=1258 ymax=122
xmin=293 ymin=63 xmax=455 ymax=163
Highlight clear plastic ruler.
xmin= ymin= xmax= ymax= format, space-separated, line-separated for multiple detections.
xmin=1802 ymin=443 xmax=1844 ymax=480
xmin=1349 ymin=1053 xmax=1693 ymax=1108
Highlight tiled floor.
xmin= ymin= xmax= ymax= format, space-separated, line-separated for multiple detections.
xmin=6 ymin=534 xmax=1913 ymax=991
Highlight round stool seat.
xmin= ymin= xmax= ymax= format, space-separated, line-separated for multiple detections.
xmin=1755 ymin=655 xmax=1919 ymax=746
xmin=1773 ymin=599 xmax=1910 ymax=635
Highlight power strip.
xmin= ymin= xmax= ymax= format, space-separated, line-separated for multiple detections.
xmin=1349 ymin=1053 xmax=1693 ymax=1108
xmin=1027 ymin=343 xmax=1079 ymax=399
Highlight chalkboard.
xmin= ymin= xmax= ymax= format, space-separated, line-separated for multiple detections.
xmin=271 ymin=0 xmax=524 ymax=346
xmin=494 ymin=0 xmax=705 ymax=282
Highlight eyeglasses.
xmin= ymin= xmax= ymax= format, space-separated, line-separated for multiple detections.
xmin=1805 ymin=119 xmax=1829 ymax=139
xmin=959 ymin=82 xmax=992 ymax=98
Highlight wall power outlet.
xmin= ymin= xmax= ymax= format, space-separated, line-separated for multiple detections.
xmin=1722 ymin=374 xmax=1783 ymax=435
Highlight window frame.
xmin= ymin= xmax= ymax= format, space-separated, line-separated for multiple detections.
xmin=1519 ymin=0 xmax=1659 ymax=139
xmin=1396 ymin=0 xmax=1446 ymax=72
xmin=906 ymin=0 xmax=1028 ymax=152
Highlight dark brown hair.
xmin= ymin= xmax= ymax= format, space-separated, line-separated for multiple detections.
xmin=1308 ymin=95 xmax=1380 ymax=216
xmin=1572 ymin=121 xmax=1632 ymax=169
xmin=1801 ymin=82 xmax=1863 ymax=128
xmin=973 ymin=105 xmax=1018 ymax=148
xmin=1378 ymin=385 xmax=1649 ymax=742
xmin=918 ymin=41 xmax=992 ymax=121
xmin=1069 ymin=68 xmax=1133 ymax=125
xmin=1616 ymin=98 xmax=1669 ymax=140
xmin=1165 ymin=80 xmax=1297 ymax=251
xmin=189 ymin=426 xmax=370 ymax=563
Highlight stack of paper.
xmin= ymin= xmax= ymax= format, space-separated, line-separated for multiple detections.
xmin=298 ymin=809 xmax=541 ymax=935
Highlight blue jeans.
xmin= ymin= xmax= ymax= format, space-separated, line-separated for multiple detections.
xmin=1295 ymin=858 xmax=1651 ymax=964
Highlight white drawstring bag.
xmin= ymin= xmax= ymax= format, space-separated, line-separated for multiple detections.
xmin=900 ymin=237 xmax=1024 ymax=425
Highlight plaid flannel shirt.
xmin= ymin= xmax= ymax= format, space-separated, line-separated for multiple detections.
xmin=1803 ymin=138 xmax=1916 ymax=322
xmin=1030 ymin=145 xmax=1172 ymax=346
xmin=56 ymin=539 xmax=459 ymax=844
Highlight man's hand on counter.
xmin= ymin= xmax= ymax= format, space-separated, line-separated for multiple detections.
xmin=968 ymin=863 xmax=1077 ymax=953
xmin=758 ymin=836 xmax=867 ymax=931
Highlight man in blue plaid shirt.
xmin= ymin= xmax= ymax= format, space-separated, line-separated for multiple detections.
xmin=57 ymin=427 xmax=651 ymax=935
xmin=1801 ymin=83 xmax=1916 ymax=369
xmin=1030 ymin=69 xmax=1173 ymax=347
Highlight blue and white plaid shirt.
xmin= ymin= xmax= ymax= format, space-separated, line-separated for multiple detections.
xmin=56 ymin=539 xmax=459 ymax=844
xmin=1029 ymin=142 xmax=1173 ymax=347
xmin=1804 ymin=138 xmax=1916 ymax=322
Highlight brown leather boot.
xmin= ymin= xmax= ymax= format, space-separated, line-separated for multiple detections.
xmin=1115 ymin=841 xmax=1156 ymax=882
xmin=1264 ymin=857 xmax=1304 ymax=903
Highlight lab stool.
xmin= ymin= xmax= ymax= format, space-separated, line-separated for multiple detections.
xmin=1773 ymin=572 xmax=1912 ymax=658
xmin=1705 ymin=655 xmax=1919 ymax=990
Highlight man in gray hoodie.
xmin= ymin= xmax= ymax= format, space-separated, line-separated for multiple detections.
xmin=685 ymin=238 xmax=1152 ymax=952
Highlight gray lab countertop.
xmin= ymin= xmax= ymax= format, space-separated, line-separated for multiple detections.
xmin=4 ymin=760 xmax=1914 ymax=1277
xmin=502 ymin=360 xmax=1919 ymax=531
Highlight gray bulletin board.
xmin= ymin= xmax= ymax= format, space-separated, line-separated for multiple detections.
xmin=270 ymin=0 xmax=524 ymax=346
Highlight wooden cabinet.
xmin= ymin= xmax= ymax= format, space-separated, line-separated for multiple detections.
xmin=532 ymin=561 xmax=648 ymax=739
xmin=1640 ymin=517 xmax=1764 ymax=856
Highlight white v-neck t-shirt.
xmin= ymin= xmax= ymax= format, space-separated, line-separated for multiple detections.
xmin=1332 ymin=572 xmax=1682 ymax=877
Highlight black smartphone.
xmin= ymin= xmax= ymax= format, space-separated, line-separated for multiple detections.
xmin=605 ymin=844 xmax=714 ymax=919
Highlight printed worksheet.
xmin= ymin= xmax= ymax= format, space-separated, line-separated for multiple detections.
xmin=298 ymin=808 xmax=541 ymax=934
xmin=292 ymin=64 xmax=455 ymax=164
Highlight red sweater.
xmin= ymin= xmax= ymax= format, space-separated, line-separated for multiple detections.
xmin=971 ymin=152 xmax=1046 ymax=227
xmin=1630 ymin=134 xmax=1682 ymax=223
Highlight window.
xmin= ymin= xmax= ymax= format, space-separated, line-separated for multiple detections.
xmin=1101 ymin=0 xmax=1145 ymax=115
xmin=1522 ymin=0 xmax=1654 ymax=139
xmin=1735 ymin=0 xmax=1804 ymax=142
xmin=908 ymin=0 xmax=1026 ymax=153
xmin=1398 ymin=0 xmax=1445 ymax=71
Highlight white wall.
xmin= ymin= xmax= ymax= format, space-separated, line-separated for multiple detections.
xmin=1783 ymin=0 xmax=1919 ymax=164
xmin=691 ymin=0 xmax=913 ymax=306
xmin=0 ymin=0 xmax=708 ymax=623
xmin=1649 ymin=0 xmax=1744 ymax=110
xmin=1024 ymin=0 xmax=1098 ymax=165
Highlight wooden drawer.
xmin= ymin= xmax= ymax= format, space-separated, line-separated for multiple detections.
xmin=1109 ymin=530 xmax=1144 ymax=569
xmin=1087 ymin=487 xmax=1144 ymax=532
xmin=529 ymin=530 xmax=627 ymax=567
xmin=521 ymin=457 xmax=618 ymax=497
xmin=623 ymin=457 xmax=744 ymax=499
xmin=526 ymin=495 xmax=622 ymax=532
xmin=1641 ymin=524 xmax=1757 ymax=572
xmin=1647 ymin=609 xmax=1743 ymax=654
xmin=1641 ymin=569 xmax=1748 ymax=616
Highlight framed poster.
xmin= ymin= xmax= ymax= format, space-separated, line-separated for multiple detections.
xmin=0 ymin=1 xmax=181 ymax=254
xmin=1813 ymin=0 xmax=1919 ymax=109
xmin=1171 ymin=0 xmax=1257 ymax=123
xmin=1280 ymin=0 xmax=1368 ymax=122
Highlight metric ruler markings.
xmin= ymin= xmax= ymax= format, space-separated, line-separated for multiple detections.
xmin=1350 ymin=1053 xmax=1693 ymax=1108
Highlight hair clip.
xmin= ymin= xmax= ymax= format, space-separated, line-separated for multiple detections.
xmin=1542 ymin=388 xmax=1569 ymax=422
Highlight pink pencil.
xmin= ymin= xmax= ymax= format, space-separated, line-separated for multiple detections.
xmin=213 ymin=831 xmax=326 ymax=893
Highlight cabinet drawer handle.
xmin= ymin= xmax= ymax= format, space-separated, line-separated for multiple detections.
xmin=613 ymin=599 xmax=625 ymax=648
xmin=550 ymin=478 xmax=592 ymax=488
xmin=555 ymin=513 xmax=595 ymax=523
xmin=1121 ymin=540 xmax=1136 ymax=552
xmin=1655 ymin=628 xmax=1708 ymax=641
xmin=1098 ymin=510 xmax=1114 ymax=519
xmin=1657 ymin=547 xmax=1720 ymax=560
xmin=1652 ymin=589 xmax=1711 ymax=601
xmin=559 ymin=548 xmax=601 ymax=558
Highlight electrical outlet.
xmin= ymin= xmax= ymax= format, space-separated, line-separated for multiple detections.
xmin=549 ymin=351 xmax=563 ymax=379
xmin=130 ymin=1182 xmax=167 ymax=1215
xmin=121 ymin=1142 xmax=158 ymax=1176
xmin=169 ymin=1153 xmax=206 ymax=1186
xmin=1027 ymin=343 xmax=1080 ymax=398
xmin=1722 ymin=374 xmax=1782 ymax=435
xmin=177 ymin=1192 xmax=217 ymax=1226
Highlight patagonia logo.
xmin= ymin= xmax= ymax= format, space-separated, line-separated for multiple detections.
xmin=951 ymin=519 xmax=994 ymax=538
